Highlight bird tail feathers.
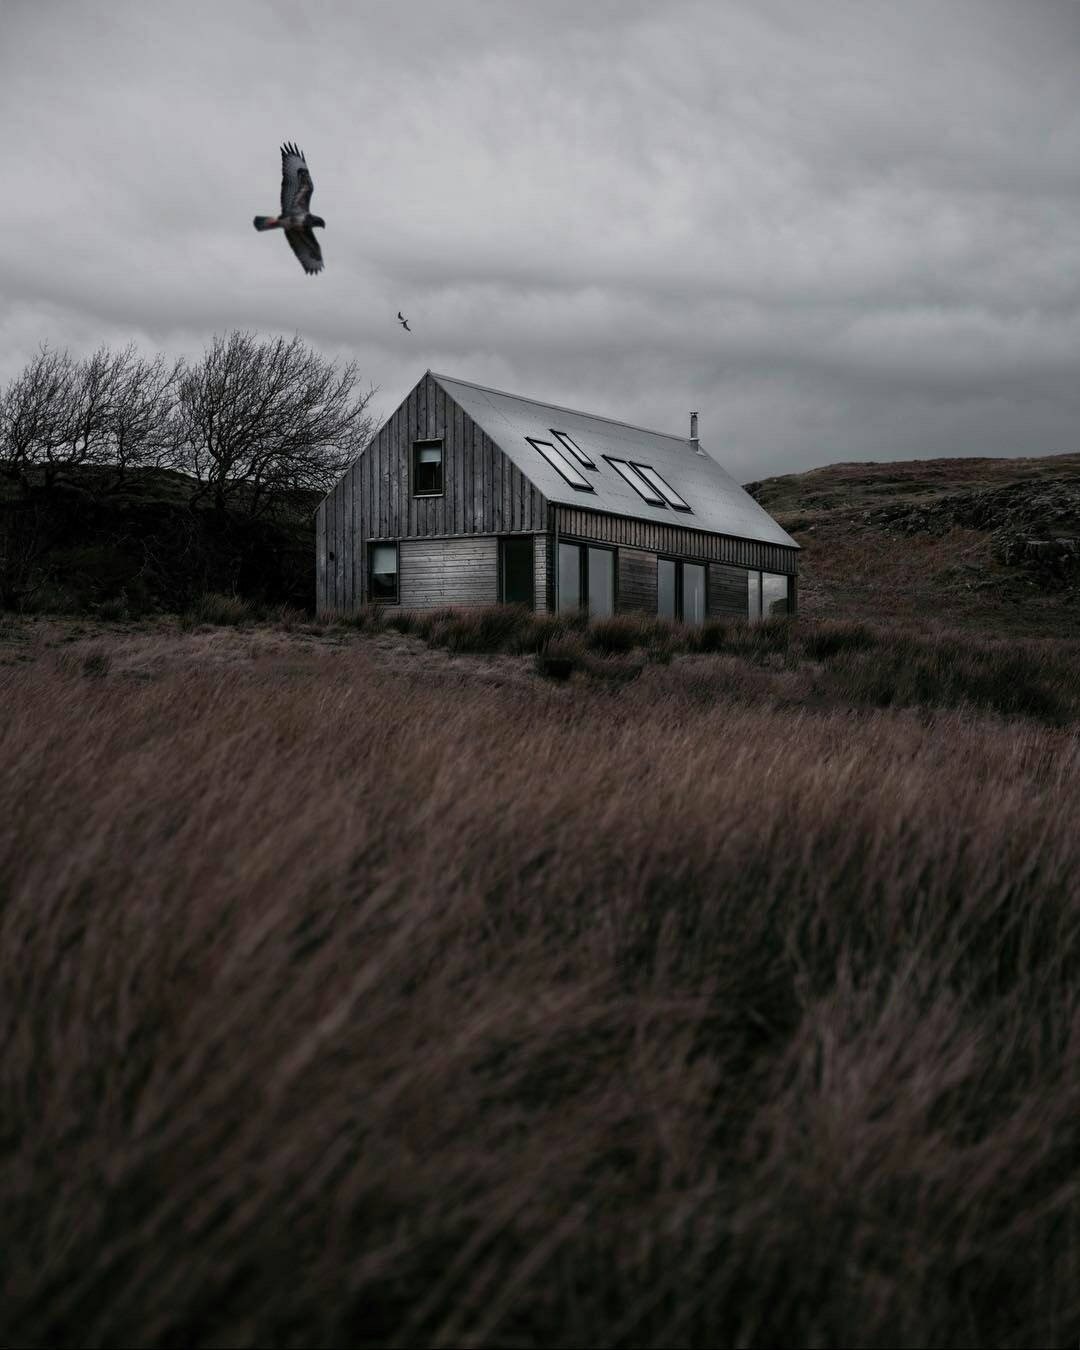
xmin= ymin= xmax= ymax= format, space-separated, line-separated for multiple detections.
xmin=253 ymin=215 xmax=280 ymax=231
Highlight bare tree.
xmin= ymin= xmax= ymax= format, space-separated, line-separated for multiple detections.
xmin=0 ymin=345 xmax=80 ymax=492
xmin=39 ymin=344 xmax=119 ymax=490
xmin=174 ymin=331 xmax=376 ymax=515
xmin=100 ymin=345 xmax=182 ymax=489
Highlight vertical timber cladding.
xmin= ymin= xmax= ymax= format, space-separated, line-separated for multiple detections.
xmin=556 ymin=506 xmax=800 ymax=577
xmin=337 ymin=371 xmax=548 ymax=611
xmin=315 ymin=498 xmax=327 ymax=612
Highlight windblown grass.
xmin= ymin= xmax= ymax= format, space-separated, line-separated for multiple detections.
xmin=1 ymin=616 xmax=1079 ymax=1347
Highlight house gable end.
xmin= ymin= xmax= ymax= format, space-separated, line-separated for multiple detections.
xmin=316 ymin=371 xmax=550 ymax=612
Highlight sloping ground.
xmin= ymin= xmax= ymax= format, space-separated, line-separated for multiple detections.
xmin=745 ymin=451 xmax=1080 ymax=636
xmin=2 ymin=614 xmax=1080 ymax=1348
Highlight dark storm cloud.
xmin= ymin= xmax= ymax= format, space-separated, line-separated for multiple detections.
xmin=2 ymin=0 xmax=1079 ymax=479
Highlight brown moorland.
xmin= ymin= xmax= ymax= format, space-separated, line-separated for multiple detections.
xmin=2 ymin=450 xmax=1079 ymax=1349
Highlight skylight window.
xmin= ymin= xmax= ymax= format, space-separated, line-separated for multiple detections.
xmin=550 ymin=430 xmax=595 ymax=470
xmin=527 ymin=438 xmax=594 ymax=491
xmin=631 ymin=463 xmax=692 ymax=511
xmin=604 ymin=457 xmax=666 ymax=507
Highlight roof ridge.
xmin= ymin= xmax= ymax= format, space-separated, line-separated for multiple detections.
xmin=428 ymin=370 xmax=695 ymax=447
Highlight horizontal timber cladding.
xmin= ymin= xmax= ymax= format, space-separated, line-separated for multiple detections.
xmin=618 ymin=548 xmax=657 ymax=614
xmin=533 ymin=533 xmax=549 ymax=613
xmin=553 ymin=506 xmax=800 ymax=576
xmin=398 ymin=537 xmax=499 ymax=609
xmin=708 ymin=563 xmax=749 ymax=620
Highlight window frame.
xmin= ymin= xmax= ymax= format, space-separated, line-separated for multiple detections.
xmin=604 ymin=456 xmax=667 ymax=507
xmin=759 ymin=570 xmax=790 ymax=620
xmin=550 ymin=429 xmax=596 ymax=470
xmin=498 ymin=535 xmax=536 ymax=609
xmin=527 ymin=437 xmax=595 ymax=492
xmin=368 ymin=541 xmax=399 ymax=605
xmin=630 ymin=462 xmax=692 ymax=512
xmin=411 ymin=438 xmax=445 ymax=498
xmin=657 ymin=554 xmax=708 ymax=624
xmin=556 ymin=538 xmax=617 ymax=614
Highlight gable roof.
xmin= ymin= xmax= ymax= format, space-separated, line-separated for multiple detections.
xmin=430 ymin=371 xmax=798 ymax=551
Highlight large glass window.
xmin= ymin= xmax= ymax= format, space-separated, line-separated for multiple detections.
xmin=748 ymin=571 xmax=761 ymax=621
xmin=500 ymin=537 xmax=535 ymax=608
xmin=588 ymin=546 xmax=614 ymax=618
xmin=762 ymin=572 xmax=790 ymax=617
xmin=747 ymin=570 xmax=790 ymax=620
xmin=657 ymin=557 xmax=706 ymax=625
xmin=413 ymin=439 xmax=443 ymax=495
xmin=657 ymin=558 xmax=677 ymax=619
xmin=683 ymin=563 xmax=706 ymax=625
xmin=557 ymin=541 xmax=615 ymax=614
xmin=528 ymin=438 xmax=594 ymax=491
xmin=369 ymin=543 xmax=399 ymax=603
xmin=558 ymin=541 xmax=582 ymax=611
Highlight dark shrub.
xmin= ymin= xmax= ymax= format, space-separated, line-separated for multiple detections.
xmin=686 ymin=620 xmax=728 ymax=654
xmin=535 ymin=636 xmax=587 ymax=679
xmin=802 ymin=620 xmax=879 ymax=660
xmin=586 ymin=615 xmax=651 ymax=654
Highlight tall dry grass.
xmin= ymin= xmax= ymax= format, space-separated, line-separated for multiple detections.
xmin=1 ymin=623 xmax=1079 ymax=1347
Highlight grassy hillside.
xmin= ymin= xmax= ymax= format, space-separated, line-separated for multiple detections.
xmin=746 ymin=450 xmax=1080 ymax=636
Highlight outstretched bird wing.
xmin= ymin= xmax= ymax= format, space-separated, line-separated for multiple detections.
xmin=403 ymin=320 xmax=411 ymax=331
xmin=285 ymin=224 xmax=324 ymax=275
xmin=397 ymin=311 xmax=405 ymax=321
xmin=280 ymin=142 xmax=315 ymax=215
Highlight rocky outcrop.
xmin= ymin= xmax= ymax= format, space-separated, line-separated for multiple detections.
xmin=860 ymin=479 xmax=1080 ymax=588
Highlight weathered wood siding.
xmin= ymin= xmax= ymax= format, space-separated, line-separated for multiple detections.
xmin=397 ymin=537 xmax=498 ymax=609
xmin=316 ymin=372 xmax=549 ymax=613
xmin=708 ymin=563 xmax=749 ymax=620
xmin=533 ymin=533 xmax=549 ymax=614
xmin=618 ymin=548 xmax=657 ymax=613
xmin=553 ymin=506 xmax=799 ymax=576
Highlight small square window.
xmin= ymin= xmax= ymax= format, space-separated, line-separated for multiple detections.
xmin=413 ymin=439 xmax=443 ymax=496
xmin=369 ymin=542 xmax=399 ymax=603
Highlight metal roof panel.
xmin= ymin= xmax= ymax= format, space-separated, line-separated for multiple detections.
xmin=430 ymin=371 xmax=799 ymax=551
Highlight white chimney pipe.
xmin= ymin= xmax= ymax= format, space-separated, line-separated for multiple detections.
xmin=690 ymin=411 xmax=700 ymax=452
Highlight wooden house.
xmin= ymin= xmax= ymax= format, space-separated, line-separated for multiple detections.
xmin=315 ymin=370 xmax=799 ymax=620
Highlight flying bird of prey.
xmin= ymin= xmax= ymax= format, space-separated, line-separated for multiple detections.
xmin=252 ymin=143 xmax=326 ymax=275
xmin=397 ymin=311 xmax=411 ymax=331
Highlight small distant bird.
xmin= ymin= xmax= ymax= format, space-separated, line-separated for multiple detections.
xmin=253 ymin=143 xmax=326 ymax=275
xmin=397 ymin=311 xmax=411 ymax=332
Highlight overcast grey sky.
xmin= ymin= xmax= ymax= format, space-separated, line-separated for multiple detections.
xmin=2 ymin=0 xmax=1078 ymax=480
